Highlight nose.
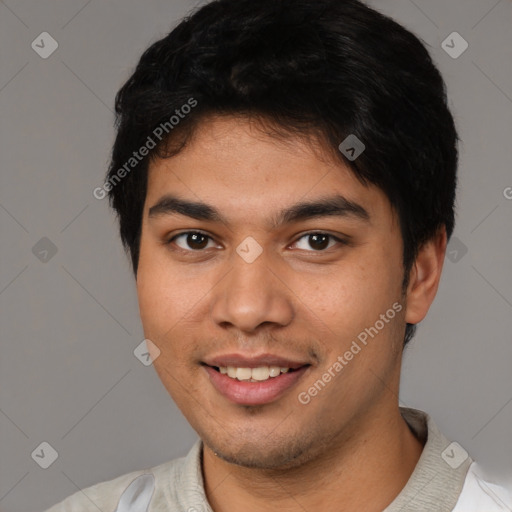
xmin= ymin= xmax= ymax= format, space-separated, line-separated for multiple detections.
xmin=209 ymin=247 xmax=295 ymax=334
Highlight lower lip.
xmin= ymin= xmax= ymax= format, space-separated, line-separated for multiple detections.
xmin=203 ymin=365 xmax=309 ymax=406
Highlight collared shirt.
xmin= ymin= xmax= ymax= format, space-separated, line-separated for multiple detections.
xmin=45 ymin=407 xmax=512 ymax=511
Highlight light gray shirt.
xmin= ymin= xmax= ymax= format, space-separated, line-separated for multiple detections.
xmin=45 ymin=407 xmax=512 ymax=511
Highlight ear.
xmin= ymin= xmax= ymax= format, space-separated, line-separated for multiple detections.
xmin=405 ymin=226 xmax=447 ymax=325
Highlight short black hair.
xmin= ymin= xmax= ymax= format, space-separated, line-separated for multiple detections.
xmin=106 ymin=0 xmax=459 ymax=346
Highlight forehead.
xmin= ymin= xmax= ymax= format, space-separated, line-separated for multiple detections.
xmin=145 ymin=115 xmax=395 ymax=228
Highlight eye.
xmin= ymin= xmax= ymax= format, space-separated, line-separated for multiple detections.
xmin=166 ymin=230 xmax=348 ymax=254
xmin=168 ymin=231 xmax=218 ymax=251
xmin=291 ymin=232 xmax=346 ymax=252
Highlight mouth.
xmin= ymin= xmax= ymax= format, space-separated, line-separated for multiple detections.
xmin=201 ymin=356 xmax=311 ymax=405
xmin=209 ymin=364 xmax=302 ymax=382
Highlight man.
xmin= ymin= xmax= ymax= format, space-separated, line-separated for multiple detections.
xmin=46 ymin=0 xmax=511 ymax=510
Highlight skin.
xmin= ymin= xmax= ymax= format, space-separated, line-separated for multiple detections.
xmin=136 ymin=115 xmax=447 ymax=511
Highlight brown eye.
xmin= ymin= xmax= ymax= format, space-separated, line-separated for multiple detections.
xmin=292 ymin=232 xmax=345 ymax=252
xmin=169 ymin=231 xmax=215 ymax=251
xmin=308 ymin=233 xmax=330 ymax=250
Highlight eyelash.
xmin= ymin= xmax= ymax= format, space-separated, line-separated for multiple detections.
xmin=165 ymin=230 xmax=348 ymax=254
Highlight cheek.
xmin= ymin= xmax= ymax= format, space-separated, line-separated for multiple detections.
xmin=349 ymin=239 xmax=403 ymax=299
xmin=299 ymin=252 xmax=401 ymax=348
xmin=136 ymin=247 xmax=213 ymax=364
xmin=137 ymin=239 xmax=185 ymax=321
xmin=317 ymin=258 xmax=383 ymax=307
xmin=137 ymin=241 xmax=175 ymax=334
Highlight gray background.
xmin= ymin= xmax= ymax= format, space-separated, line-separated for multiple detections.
xmin=0 ymin=0 xmax=511 ymax=510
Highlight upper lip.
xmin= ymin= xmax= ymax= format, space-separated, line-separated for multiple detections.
xmin=203 ymin=353 xmax=310 ymax=369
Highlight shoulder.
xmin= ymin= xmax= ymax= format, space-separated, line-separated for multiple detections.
xmin=452 ymin=462 xmax=512 ymax=511
xmin=43 ymin=449 xmax=193 ymax=512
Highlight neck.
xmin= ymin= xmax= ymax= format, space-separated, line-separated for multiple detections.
xmin=202 ymin=403 xmax=424 ymax=512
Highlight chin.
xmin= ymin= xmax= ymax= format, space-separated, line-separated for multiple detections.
xmin=201 ymin=428 xmax=320 ymax=470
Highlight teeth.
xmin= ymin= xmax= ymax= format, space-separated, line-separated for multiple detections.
xmin=235 ymin=367 xmax=252 ymax=380
xmin=252 ymin=366 xmax=270 ymax=380
xmin=269 ymin=366 xmax=281 ymax=378
xmin=221 ymin=366 xmax=292 ymax=381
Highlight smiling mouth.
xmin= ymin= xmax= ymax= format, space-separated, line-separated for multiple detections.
xmin=202 ymin=362 xmax=311 ymax=405
xmin=207 ymin=364 xmax=308 ymax=382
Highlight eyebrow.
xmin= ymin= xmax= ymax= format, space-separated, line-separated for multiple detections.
xmin=148 ymin=193 xmax=370 ymax=228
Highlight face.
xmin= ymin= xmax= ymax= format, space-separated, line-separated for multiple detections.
xmin=137 ymin=115 xmax=409 ymax=470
